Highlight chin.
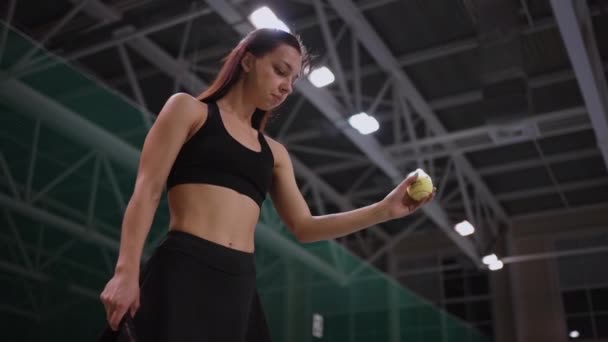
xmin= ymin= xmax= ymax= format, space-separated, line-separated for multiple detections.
xmin=260 ymin=101 xmax=279 ymax=111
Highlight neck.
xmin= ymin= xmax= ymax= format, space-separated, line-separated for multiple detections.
xmin=217 ymin=80 xmax=258 ymax=127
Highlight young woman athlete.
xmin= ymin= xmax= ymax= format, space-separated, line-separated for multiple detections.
xmin=97 ymin=28 xmax=434 ymax=342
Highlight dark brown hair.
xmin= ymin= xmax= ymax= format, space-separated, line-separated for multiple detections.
xmin=197 ymin=28 xmax=311 ymax=132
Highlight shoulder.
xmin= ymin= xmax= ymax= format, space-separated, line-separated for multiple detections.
xmin=166 ymin=92 xmax=208 ymax=117
xmin=161 ymin=92 xmax=209 ymax=130
xmin=263 ymin=135 xmax=290 ymax=166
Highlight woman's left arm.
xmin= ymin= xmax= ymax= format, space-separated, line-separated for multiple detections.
xmin=269 ymin=141 xmax=434 ymax=243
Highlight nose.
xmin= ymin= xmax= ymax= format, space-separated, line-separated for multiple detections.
xmin=280 ymin=81 xmax=292 ymax=95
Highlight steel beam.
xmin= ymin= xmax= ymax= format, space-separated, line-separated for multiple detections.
xmin=0 ymin=260 xmax=98 ymax=300
xmin=326 ymin=0 xmax=508 ymax=233
xmin=72 ymin=2 xmax=387 ymax=245
xmin=315 ymin=106 xmax=589 ymax=175
xmin=0 ymin=77 xmax=350 ymax=283
xmin=204 ymin=0 xmax=396 ymax=244
xmin=0 ymin=192 xmax=119 ymax=250
xmin=550 ymin=0 xmax=608 ymax=170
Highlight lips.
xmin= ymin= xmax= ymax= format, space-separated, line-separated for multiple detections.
xmin=271 ymin=94 xmax=282 ymax=103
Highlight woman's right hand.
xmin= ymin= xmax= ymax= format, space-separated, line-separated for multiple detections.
xmin=99 ymin=270 xmax=140 ymax=331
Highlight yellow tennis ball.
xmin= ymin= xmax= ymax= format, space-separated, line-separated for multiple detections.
xmin=407 ymin=170 xmax=433 ymax=201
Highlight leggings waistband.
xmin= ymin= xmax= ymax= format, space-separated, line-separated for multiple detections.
xmin=156 ymin=230 xmax=256 ymax=275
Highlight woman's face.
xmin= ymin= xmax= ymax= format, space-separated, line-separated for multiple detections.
xmin=243 ymin=43 xmax=302 ymax=110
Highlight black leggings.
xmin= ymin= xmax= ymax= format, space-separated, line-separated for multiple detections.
xmin=97 ymin=230 xmax=272 ymax=342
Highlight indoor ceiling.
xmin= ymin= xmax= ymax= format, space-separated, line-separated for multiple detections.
xmin=1 ymin=0 xmax=608 ymax=335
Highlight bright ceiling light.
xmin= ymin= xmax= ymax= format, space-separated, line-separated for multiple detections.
xmin=569 ymin=330 xmax=580 ymax=339
xmin=308 ymin=66 xmax=335 ymax=88
xmin=489 ymin=260 xmax=504 ymax=271
xmin=348 ymin=112 xmax=379 ymax=135
xmin=454 ymin=220 xmax=475 ymax=236
xmin=248 ymin=7 xmax=290 ymax=32
xmin=482 ymin=254 xmax=498 ymax=265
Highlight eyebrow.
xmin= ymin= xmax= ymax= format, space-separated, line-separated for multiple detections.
xmin=280 ymin=61 xmax=293 ymax=72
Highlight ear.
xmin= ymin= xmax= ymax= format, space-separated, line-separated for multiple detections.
xmin=241 ymin=52 xmax=255 ymax=73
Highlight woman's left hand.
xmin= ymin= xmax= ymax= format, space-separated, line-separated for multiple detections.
xmin=380 ymin=172 xmax=436 ymax=220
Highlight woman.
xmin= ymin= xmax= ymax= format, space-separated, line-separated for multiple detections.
xmin=98 ymin=28 xmax=434 ymax=342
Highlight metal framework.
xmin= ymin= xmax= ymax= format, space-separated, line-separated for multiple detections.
xmin=1 ymin=0 xmax=607 ymax=327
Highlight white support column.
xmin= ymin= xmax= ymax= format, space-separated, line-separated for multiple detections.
xmin=387 ymin=250 xmax=401 ymax=342
xmin=550 ymin=0 xmax=608 ymax=170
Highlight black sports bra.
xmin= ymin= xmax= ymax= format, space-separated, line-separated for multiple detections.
xmin=166 ymin=101 xmax=274 ymax=207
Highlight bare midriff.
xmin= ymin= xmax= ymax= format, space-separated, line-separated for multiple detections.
xmin=167 ymin=183 xmax=261 ymax=253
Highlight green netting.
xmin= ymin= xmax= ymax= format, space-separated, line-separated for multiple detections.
xmin=1 ymin=22 xmax=489 ymax=341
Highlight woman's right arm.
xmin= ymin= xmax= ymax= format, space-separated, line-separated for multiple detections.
xmin=100 ymin=93 xmax=207 ymax=330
